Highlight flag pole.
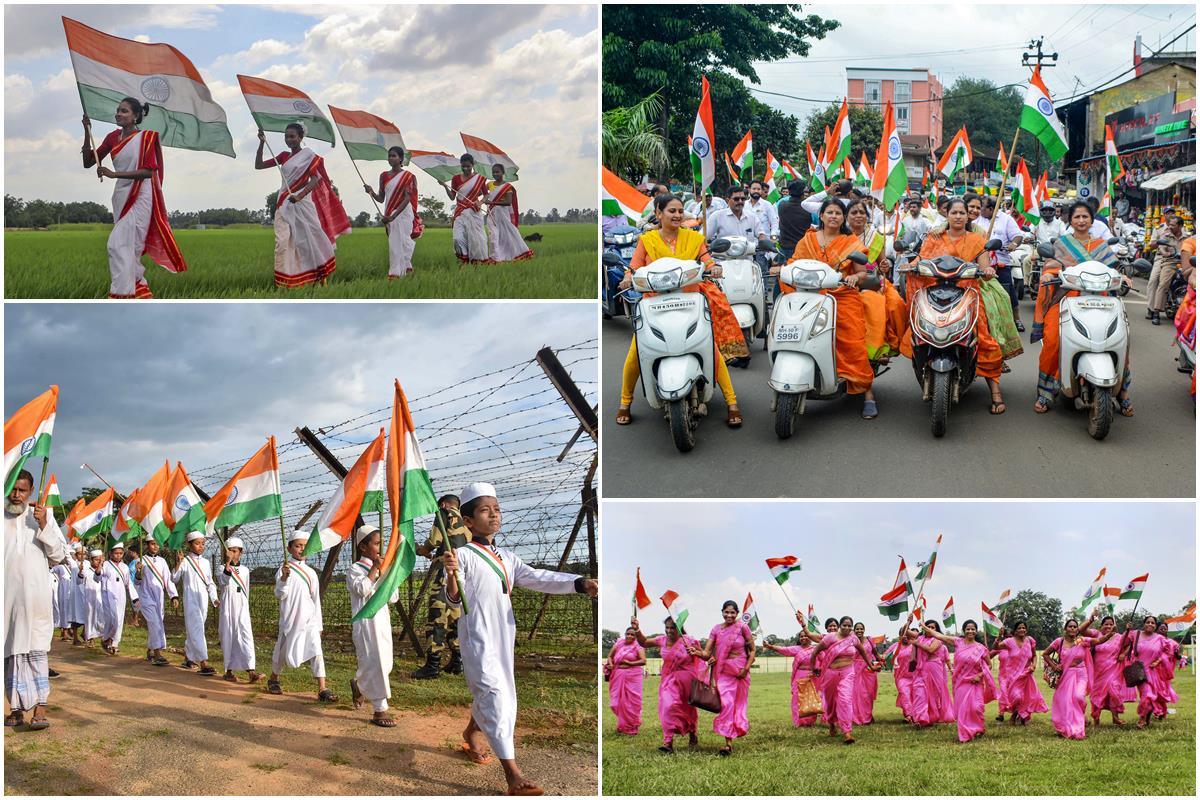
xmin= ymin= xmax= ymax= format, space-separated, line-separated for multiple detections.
xmin=36 ymin=458 xmax=49 ymax=509
xmin=75 ymin=88 xmax=102 ymax=183
xmin=346 ymin=154 xmax=384 ymax=221
xmin=434 ymin=507 xmax=469 ymax=616
xmin=986 ymin=127 xmax=1022 ymax=242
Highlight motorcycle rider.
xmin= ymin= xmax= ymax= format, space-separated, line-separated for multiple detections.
xmin=1146 ymin=213 xmax=1186 ymax=326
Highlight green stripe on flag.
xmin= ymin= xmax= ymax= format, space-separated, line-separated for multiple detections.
xmin=5 ymin=432 xmax=53 ymax=495
xmin=80 ymin=84 xmax=235 ymax=158
xmin=214 ymin=494 xmax=282 ymax=529
xmin=170 ymin=503 xmax=207 ymax=550
xmin=352 ymin=520 xmax=415 ymax=621
xmin=344 ymin=141 xmax=392 ymax=162
xmin=1019 ymin=106 xmax=1068 ymax=160
xmin=250 ymin=111 xmax=337 ymax=146
xmin=360 ymin=490 xmax=385 ymax=515
xmin=399 ymin=468 xmax=438 ymax=523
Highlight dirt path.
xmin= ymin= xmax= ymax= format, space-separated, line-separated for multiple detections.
xmin=4 ymin=643 xmax=596 ymax=796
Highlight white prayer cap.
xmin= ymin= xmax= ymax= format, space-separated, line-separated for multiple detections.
xmin=225 ymin=537 xmax=245 ymax=550
xmin=185 ymin=531 xmax=205 ymax=543
xmin=459 ymin=482 xmax=497 ymax=507
xmin=88 ymin=549 xmax=103 ymax=558
xmin=108 ymin=541 xmax=125 ymax=551
xmin=72 ymin=542 xmax=83 ymax=551
xmin=353 ymin=524 xmax=379 ymax=549
xmin=288 ymin=530 xmax=308 ymax=544
xmin=144 ymin=533 xmax=157 ymax=542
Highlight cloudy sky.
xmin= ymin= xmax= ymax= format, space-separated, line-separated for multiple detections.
xmin=748 ymin=3 xmax=1194 ymax=126
xmin=4 ymin=4 xmax=598 ymax=217
xmin=602 ymin=501 xmax=1196 ymax=637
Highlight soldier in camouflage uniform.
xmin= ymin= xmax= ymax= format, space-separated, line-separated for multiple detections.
xmin=411 ymin=494 xmax=471 ymax=679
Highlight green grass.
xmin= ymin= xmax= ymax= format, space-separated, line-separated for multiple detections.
xmin=602 ymin=669 xmax=1196 ymax=795
xmin=4 ymin=224 xmax=595 ymax=298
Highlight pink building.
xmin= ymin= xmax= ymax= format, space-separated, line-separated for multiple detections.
xmin=847 ymin=67 xmax=944 ymax=150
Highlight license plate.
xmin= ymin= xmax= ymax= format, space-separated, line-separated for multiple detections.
xmin=1077 ymin=299 xmax=1113 ymax=309
xmin=651 ymin=298 xmax=691 ymax=312
xmin=775 ymin=324 xmax=803 ymax=342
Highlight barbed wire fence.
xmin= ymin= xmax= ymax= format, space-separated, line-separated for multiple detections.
xmin=180 ymin=339 xmax=598 ymax=660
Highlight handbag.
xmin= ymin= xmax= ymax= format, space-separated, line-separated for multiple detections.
xmin=1123 ymin=632 xmax=1147 ymax=687
xmin=688 ymin=663 xmax=722 ymax=714
xmin=794 ymin=676 xmax=821 ymax=718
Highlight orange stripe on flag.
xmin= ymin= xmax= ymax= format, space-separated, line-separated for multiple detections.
xmin=408 ymin=149 xmax=455 ymax=158
xmin=203 ymin=437 xmax=278 ymax=521
xmin=328 ymin=106 xmax=400 ymax=133
xmin=164 ymin=462 xmax=194 ymax=527
xmin=236 ymin=74 xmax=312 ymax=100
xmin=4 ymin=385 xmax=57 ymax=452
xmin=460 ymin=132 xmax=506 ymax=156
xmin=62 ymin=17 xmax=204 ymax=83
xmin=379 ymin=381 xmax=408 ymax=575
xmin=330 ymin=429 xmax=386 ymax=542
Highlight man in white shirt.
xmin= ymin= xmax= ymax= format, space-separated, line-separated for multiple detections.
xmin=706 ymin=185 xmax=765 ymax=241
xmin=746 ymin=180 xmax=779 ymax=239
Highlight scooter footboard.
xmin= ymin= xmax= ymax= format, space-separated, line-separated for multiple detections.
xmin=655 ymin=354 xmax=705 ymax=401
xmin=1074 ymin=351 xmax=1119 ymax=388
xmin=768 ymin=351 xmax=817 ymax=393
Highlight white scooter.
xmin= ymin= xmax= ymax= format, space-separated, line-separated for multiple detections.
xmin=710 ymin=236 xmax=766 ymax=364
xmin=630 ymin=257 xmax=715 ymax=453
xmin=1037 ymin=242 xmax=1146 ymax=440
xmin=767 ymin=251 xmax=874 ymax=439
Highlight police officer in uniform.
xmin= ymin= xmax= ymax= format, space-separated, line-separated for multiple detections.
xmin=411 ymin=494 xmax=470 ymax=679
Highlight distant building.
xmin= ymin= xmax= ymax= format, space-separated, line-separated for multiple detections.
xmin=847 ymin=67 xmax=944 ymax=150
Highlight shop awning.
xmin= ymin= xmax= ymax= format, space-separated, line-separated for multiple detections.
xmin=1140 ymin=167 xmax=1196 ymax=191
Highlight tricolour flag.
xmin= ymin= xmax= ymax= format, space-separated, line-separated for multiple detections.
xmin=1166 ymin=603 xmax=1195 ymax=640
xmin=730 ymin=129 xmax=753 ymax=175
xmin=914 ymin=595 xmax=927 ymax=621
xmin=723 ymin=152 xmax=740 ymax=182
xmin=942 ymin=596 xmax=956 ymax=629
xmin=633 ymin=568 xmax=652 ymax=614
xmin=661 ymin=589 xmax=689 ymax=633
xmin=329 ymin=106 xmax=407 ymax=164
xmin=766 ymin=555 xmax=802 ymax=585
xmin=237 ymin=74 xmax=335 ymax=145
xmin=781 ymin=159 xmax=800 ymax=180
xmin=805 ymin=604 xmax=821 ymax=635
xmin=1104 ymin=124 xmax=1124 ymax=197
xmin=166 ymin=462 xmax=206 ymax=549
xmin=1020 ymin=66 xmax=1068 ymax=160
xmin=1096 ymin=189 xmax=1112 ymax=219
xmin=409 ymin=150 xmax=461 ymax=184
xmin=1012 ymin=158 xmax=1039 ymax=223
xmin=63 ymin=17 xmax=234 ymax=158
xmin=114 ymin=488 xmax=144 ymax=543
xmin=871 ymin=100 xmax=906 ymax=210
xmin=855 ymin=152 xmax=874 ymax=187
xmin=40 ymin=473 xmax=63 ymax=508
xmin=995 ymin=141 xmax=1009 ymax=175
xmin=981 ymin=602 xmax=1002 ymax=636
xmin=937 ymin=127 xmax=972 ymax=180
xmin=806 ymin=142 xmax=826 ymax=191
xmin=1035 ymin=170 xmax=1049 ymax=209
xmin=63 ymin=499 xmax=84 ymax=541
xmin=68 ymin=487 xmax=115 ymax=541
xmin=4 ymin=385 xmax=57 ymax=495
xmin=1119 ymin=573 xmax=1148 ymax=601
xmin=764 ymin=149 xmax=782 ymax=201
xmin=690 ymin=75 xmax=716 ymax=195
xmin=602 ymin=167 xmax=652 ymax=223
xmin=303 ymin=429 xmax=387 ymax=557
xmin=203 ymin=438 xmax=282 ymax=532
xmin=1080 ymin=567 xmax=1107 ymax=610
xmin=461 ymin=132 xmax=518 ymax=181
xmin=912 ymin=534 xmax=943 ymax=583
xmin=1102 ymin=586 xmax=1122 ymax=613
xmin=135 ymin=462 xmax=173 ymax=545
xmin=741 ymin=592 xmax=760 ymax=633
xmin=878 ymin=583 xmax=910 ymax=620
xmin=826 ymin=99 xmax=852 ymax=172
xmin=354 ymin=381 xmax=439 ymax=622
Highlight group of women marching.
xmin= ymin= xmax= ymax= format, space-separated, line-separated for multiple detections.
xmin=80 ymin=98 xmax=532 ymax=297
xmin=606 ymin=602 xmax=1185 ymax=754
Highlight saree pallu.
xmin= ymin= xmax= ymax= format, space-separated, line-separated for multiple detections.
xmin=274 ymin=149 xmax=351 ymax=288
xmin=951 ymin=640 xmax=995 ymax=742
xmin=655 ymin=635 xmax=701 ymax=745
xmin=452 ymin=173 xmax=490 ymax=263
xmin=608 ymin=642 xmax=644 ymax=735
xmin=486 ymin=183 xmax=533 ymax=262
xmin=382 ymin=170 xmax=420 ymax=278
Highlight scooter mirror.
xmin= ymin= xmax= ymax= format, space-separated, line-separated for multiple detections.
xmin=709 ymin=238 xmax=732 ymax=254
xmin=846 ymin=251 xmax=869 ymax=265
xmin=1106 ymin=237 xmax=1121 ymax=246
xmin=756 ymin=238 xmax=777 ymax=252
xmin=1036 ymin=243 xmax=1056 ymax=259
xmin=858 ymin=274 xmax=882 ymax=292
xmin=602 ymin=251 xmax=624 ymax=267
xmin=984 ymin=238 xmax=1003 ymax=252
xmin=1132 ymin=258 xmax=1153 ymax=271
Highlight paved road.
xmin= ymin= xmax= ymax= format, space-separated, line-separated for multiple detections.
xmin=601 ymin=278 xmax=1195 ymax=498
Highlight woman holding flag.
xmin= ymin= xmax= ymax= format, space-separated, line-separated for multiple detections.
xmin=921 ymin=620 xmax=996 ymax=743
xmin=851 ymin=621 xmax=882 ymax=725
xmin=629 ymin=614 xmax=702 ymax=753
xmin=809 ymin=615 xmax=879 ymax=744
xmin=689 ymin=600 xmax=755 ymax=755
xmin=888 ymin=625 xmax=920 ymax=723
xmin=363 ymin=146 xmax=420 ymax=279
xmin=80 ymin=99 xmax=187 ymax=298
xmin=991 ymin=620 xmax=1049 ymax=726
xmin=763 ymin=612 xmax=821 ymax=728
xmin=1155 ymin=620 xmax=1181 ymax=717
xmin=1084 ymin=615 xmax=1131 ymax=727
xmin=606 ymin=627 xmax=646 ymax=736
xmin=909 ymin=618 xmax=955 ymax=727
xmin=444 ymin=154 xmax=491 ymax=264
xmin=1043 ymin=611 xmax=1116 ymax=739
xmin=486 ymin=163 xmax=534 ymax=263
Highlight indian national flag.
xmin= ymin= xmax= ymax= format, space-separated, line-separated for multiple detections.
xmin=304 ymin=429 xmax=387 ymax=556
xmin=878 ymin=584 xmax=910 ymax=620
xmin=1035 ymin=171 xmax=1049 ymax=209
xmin=661 ymin=589 xmax=689 ymax=633
xmin=690 ymin=75 xmax=716 ymax=194
xmin=354 ymin=381 xmax=438 ymax=622
xmin=826 ymin=99 xmax=852 ymax=170
xmin=602 ymin=167 xmax=652 ymax=223
xmin=114 ymin=488 xmax=144 ymax=543
xmin=63 ymin=499 xmax=83 ymax=541
xmin=766 ymin=555 xmax=802 ymax=585
xmin=995 ymin=141 xmax=1009 ymax=175
xmin=1096 ymin=190 xmax=1112 ymax=218
xmin=730 ymin=129 xmax=753 ymax=175
xmin=1101 ymin=585 xmax=1122 ymax=613
xmin=68 ymin=487 xmax=115 ymax=541
xmin=871 ymin=101 xmax=907 ymax=211
xmin=329 ymin=106 xmax=407 ymax=163
xmin=723 ymin=152 xmax=740 ymax=182
xmin=203 ymin=438 xmax=283 ymax=532
xmin=805 ymin=604 xmax=821 ymax=635
xmin=633 ymin=568 xmax=652 ymax=614
xmin=937 ymin=127 xmax=972 ymax=180
xmin=237 ymin=74 xmax=335 ymax=145
xmin=1119 ymin=573 xmax=1148 ymax=601
xmin=409 ymin=150 xmax=461 ymax=184
xmin=741 ymin=592 xmax=760 ymax=634
xmin=1080 ymin=567 xmax=1106 ymax=609
xmin=40 ymin=473 xmax=63 ymax=508
xmin=461 ymin=132 xmax=518 ymax=181
xmin=855 ymin=152 xmax=874 ymax=187
xmin=806 ymin=142 xmax=824 ymax=191
xmin=981 ymin=602 xmax=1002 ymax=636
xmin=1104 ymin=124 xmax=1124 ymax=196
xmin=4 ymin=385 xmax=57 ymax=495
xmin=781 ymin=159 xmax=800 ymax=180
xmin=1020 ymin=66 xmax=1068 ymax=160
xmin=1012 ymin=158 xmax=1039 ymax=223
xmin=165 ymin=462 xmax=205 ymax=549
xmin=994 ymin=589 xmax=1012 ymax=610
xmin=63 ymin=17 xmax=234 ymax=157
xmin=1166 ymin=603 xmax=1195 ymax=640
xmin=942 ymin=596 xmax=956 ymax=628
xmin=912 ymin=534 xmax=942 ymax=583
xmin=134 ymin=462 xmax=174 ymax=545
xmin=764 ymin=149 xmax=782 ymax=201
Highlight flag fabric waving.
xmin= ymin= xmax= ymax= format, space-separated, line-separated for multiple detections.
xmin=304 ymin=430 xmax=387 ymax=556
xmin=871 ymin=100 xmax=906 ymax=210
xmin=805 ymin=604 xmax=822 ymax=635
xmin=602 ymin=167 xmax=652 ymax=223
xmin=826 ymin=99 xmax=852 ymax=171
xmin=329 ymin=106 xmax=407 ymax=163
xmin=856 ymin=152 xmax=874 ymax=187
xmin=723 ymin=152 xmax=740 ymax=182
xmin=633 ymin=568 xmax=652 ymax=614
xmin=1165 ymin=603 xmax=1195 ymax=639
xmin=994 ymin=589 xmax=1012 ymax=610
xmin=781 ymin=158 xmax=800 ymax=180
xmin=690 ymin=75 xmax=716 ymax=195
xmin=68 ymin=487 xmax=115 ymax=541
xmin=237 ymin=74 xmax=335 ymax=145
xmin=1080 ymin=567 xmax=1107 ymax=610
xmin=741 ymin=593 xmax=760 ymax=634
xmin=1104 ymin=124 xmax=1125 ymax=196
xmin=981 ymin=602 xmax=1003 ymax=636
xmin=1101 ymin=586 xmax=1122 ymax=613
xmin=912 ymin=534 xmax=943 ymax=583
xmin=4 ymin=385 xmax=58 ymax=495
xmin=166 ymin=462 xmax=206 ymax=549
xmin=1012 ymin=158 xmax=1039 ymax=223
xmin=937 ymin=127 xmax=973 ymax=180
xmin=661 ymin=589 xmax=689 ymax=632
xmin=1020 ymin=66 xmax=1068 ymax=160
xmin=766 ymin=555 xmax=802 ymax=585
xmin=730 ymin=129 xmax=753 ymax=175
xmin=942 ymin=597 xmax=956 ymax=629
xmin=135 ymin=462 xmax=174 ymax=545
xmin=878 ymin=583 xmax=910 ymax=620
xmin=461 ymin=132 xmax=518 ymax=181
xmin=764 ymin=149 xmax=782 ymax=201
xmin=1119 ymin=573 xmax=1149 ymax=600
xmin=40 ymin=473 xmax=63 ymax=508
xmin=113 ymin=489 xmax=144 ymax=544
xmin=63 ymin=17 xmax=234 ymax=158
xmin=995 ymin=142 xmax=1009 ymax=175
xmin=408 ymin=150 xmax=461 ymax=184
xmin=203 ymin=438 xmax=283 ymax=532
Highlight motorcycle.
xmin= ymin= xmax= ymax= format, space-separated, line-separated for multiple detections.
xmin=629 ymin=257 xmax=715 ymax=453
xmin=710 ymin=235 xmax=766 ymax=363
xmin=902 ymin=238 xmax=1003 ymax=438
xmin=1036 ymin=242 xmax=1147 ymax=440
xmin=766 ymin=251 xmax=880 ymax=440
xmin=602 ymin=224 xmax=642 ymax=320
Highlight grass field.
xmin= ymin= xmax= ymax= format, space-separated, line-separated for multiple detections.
xmin=3 ymin=224 xmax=595 ymax=299
xmin=602 ymin=669 xmax=1196 ymax=795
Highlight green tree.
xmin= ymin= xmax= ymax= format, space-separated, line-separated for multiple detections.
xmin=942 ymin=76 xmax=1049 ymax=175
xmin=418 ymin=194 xmax=449 ymax=224
xmin=602 ymin=92 xmax=670 ymax=180
xmin=802 ymin=102 xmax=885 ymax=177
xmin=352 ymin=211 xmax=371 ymax=228
xmin=265 ymin=190 xmax=279 ymax=219
xmin=990 ymin=589 xmax=1062 ymax=647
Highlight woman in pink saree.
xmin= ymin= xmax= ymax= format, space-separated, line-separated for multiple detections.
xmin=909 ymin=619 xmax=955 ymax=726
xmin=888 ymin=625 xmax=919 ymax=723
xmin=809 ymin=615 xmax=879 ymax=744
xmin=690 ymin=600 xmax=755 ymax=755
xmin=630 ymin=615 xmax=700 ymax=753
xmin=1044 ymin=617 xmax=1117 ymax=739
xmin=990 ymin=620 xmax=1049 ymax=725
xmin=605 ymin=626 xmax=646 ymax=735
xmin=764 ymin=615 xmax=821 ymax=727
xmin=1085 ymin=614 xmax=1131 ymax=727
xmin=851 ymin=622 xmax=882 ymax=725
xmin=923 ymin=620 xmax=995 ymax=742
xmin=1120 ymin=615 xmax=1173 ymax=727
xmin=1155 ymin=620 xmax=1181 ymax=715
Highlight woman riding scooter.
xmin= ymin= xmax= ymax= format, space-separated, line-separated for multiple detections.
xmin=614 ymin=193 xmax=746 ymax=428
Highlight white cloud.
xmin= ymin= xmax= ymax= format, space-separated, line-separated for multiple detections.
xmin=4 ymin=4 xmax=221 ymax=60
xmin=209 ymin=38 xmax=296 ymax=72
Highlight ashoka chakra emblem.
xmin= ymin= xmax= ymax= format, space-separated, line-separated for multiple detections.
xmin=175 ymin=495 xmax=192 ymax=511
xmin=226 ymin=486 xmax=239 ymax=504
xmin=18 ymin=436 xmax=35 ymax=455
xmin=140 ymin=76 xmax=170 ymax=103
xmin=888 ymin=139 xmax=902 ymax=159
xmin=691 ymin=136 xmax=710 ymax=158
xmin=1036 ymin=97 xmax=1053 ymax=116
xmin=292 ymin=99 xmax=313 ymax=113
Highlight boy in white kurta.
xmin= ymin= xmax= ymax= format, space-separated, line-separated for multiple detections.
xmin=217 ymin=537 xmax=260 ymax=683
xmin=444 ymin=482 xmax=597 ymax=796
xmin=99 ymin=541 xmax=139 ymax=654
xmin=69 ymin=545 xmax=87 ymax=644
xmin=268 ymin=533 xmax=336 ymax=702
xmin=347 ymin=524 xmax=398 ymax=726
xmin=53 ymin=548 xmax=78 ymax=642
xmin=49 ymin=568 xmax=60 ymax=631
xmin=135 ymin=535 xmax=177 ymax=665
xmin=171 ymin=531 xmax=219 ymax=675
xmin=79 ymin=550 xmax=105 ymax=645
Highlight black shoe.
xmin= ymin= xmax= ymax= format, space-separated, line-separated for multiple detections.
xmin=1146 ymin=309 xmax=1154 ymax=320
xmin=1151 ymin=312 xmax=1161 ymax=326
xmin=410 ymin=652 xmax=441 ymax=680
xmin=48 ymin=668 xmax=60 ymax=679
xmin=444 ymin=651 xmax=463 ymax=675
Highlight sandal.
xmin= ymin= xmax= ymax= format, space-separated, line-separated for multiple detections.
xmin=267 ymin=678 xmax=283 ymax=695
xmin=843 ymin=734 xmax=855 ymax=745
xmin=370 ymin=713 xmax=396 ymax=728
xmin=717 ymin=745 xmax=732 ymax=757
xmin=317 ymin=689 xmax=339 ymax=703
xmin=861 ymin=399 xmax=878 ymax=420
xmin=351 ymin=679 xmax=363 ymax=710
xmin=152 ymin=657 xmax=169 ymax=667
xmin=461 ymin=741 xmax=492 ymax=765
xmin=5 ymin=711 xmax=24 ymax=727
xmin=657 ymin=745 xmax=674 ymax=754
xmin=198 ymin=666 xmax=216 ymax=675
xmin=1034 ymin=398 xmax=1051 ymax=414
xmin=247 ymin=671 xmax=263 ymax=684
xmin=1001 ymin=362 xmax=1011 ymax=374
xmin=505 ymin=783 xmax=545 ymax=796
xmin=223 ymin=671 xmax=238 ymax=683
xmin=614 ymin=406 xmax=632 ymax=425
xmin=27 ymin=716 xmax=50 ymax=731
xmin=180 ymin=659 xmax=196 ymax=670
xmin=726 ymin=405 xmax=743 ymax=428
xmin=989 ymin=400 xmax=1007 ymax=415
xmin=1119 ymin=398 xmax=1134 ymax=417
xmin=1016 ymin=321 xmax=1025 ymax=332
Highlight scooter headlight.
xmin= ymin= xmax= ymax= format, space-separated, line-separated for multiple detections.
xmin=918 ymin=315 xmax=970 ymax=343
xmin=1079 ymin=272 xmax=1110 ymax=292
xmin=811 ymin=307 xmax=831 ymax=335
xmin=645 ymin=268 xmax=683 ymax=293
xmin=791 ymin=269 xmax=824 ymax=290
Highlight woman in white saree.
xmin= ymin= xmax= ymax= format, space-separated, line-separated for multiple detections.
xmin=444 ymin=153 xmax=491 ymax=264
xmin=363 ymin=146 xmax=422 ymax=278
xmin=486 ymin=163 xmax=533 ymax=263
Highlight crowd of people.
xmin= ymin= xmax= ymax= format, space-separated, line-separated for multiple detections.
xmin=606 ymin=602 xmax=1186 ymax=754
xmin=608 ymin=176 xmax=1197 ymax=422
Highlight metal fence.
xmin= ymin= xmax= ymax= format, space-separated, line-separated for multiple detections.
xmin=180 ymin=340 xmax=598 ymax=658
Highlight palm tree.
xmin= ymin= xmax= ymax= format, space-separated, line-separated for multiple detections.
xmin=602 ymin=92 xmax=669 ymax=182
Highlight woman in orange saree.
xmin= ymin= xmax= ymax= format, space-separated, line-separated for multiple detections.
xmin=845 ymin=200 xmax=907 ymax=359
xmin=614 ymin=194 xmax=745 ymax=427
xmin=910 ymin=198 xmax=1007 ymax=414
xmin=783 ymin=198 xmax=878 ymax=418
